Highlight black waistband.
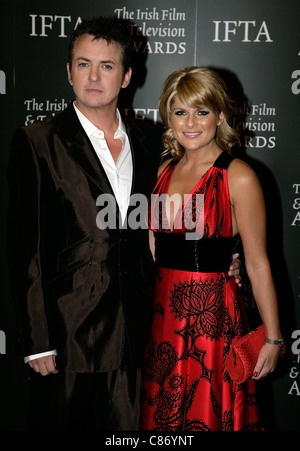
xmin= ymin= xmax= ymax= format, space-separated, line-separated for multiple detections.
xmin=154 ymin=232 xmax=241 ymax=272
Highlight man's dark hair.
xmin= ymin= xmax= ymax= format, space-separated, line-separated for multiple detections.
xmin=68 ymin=16 xmax=133 ymax=73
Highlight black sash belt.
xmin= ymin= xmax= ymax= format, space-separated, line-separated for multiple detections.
xmin=154 ymin=232 xmax=241 ymax=272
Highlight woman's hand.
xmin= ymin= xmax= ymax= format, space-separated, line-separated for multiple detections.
xmin=228 ymin=252 xmax=242 ymax=287
xmin=252 ymin=343 xmax=281 ymax=380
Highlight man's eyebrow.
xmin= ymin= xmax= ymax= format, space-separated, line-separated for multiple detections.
xmin=76 ymin=57 xmax=90 ymax=62
xmin=75 ymin=57 xmax=116 ymax=64
xmin=100 ymin=60 xmax=116 ymax=64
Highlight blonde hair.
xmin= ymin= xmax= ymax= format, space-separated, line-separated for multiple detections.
xmin=159 ymin=67 xmax=239 ymax=159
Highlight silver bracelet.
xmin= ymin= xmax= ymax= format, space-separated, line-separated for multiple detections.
xmin=265 ymin=337 xmax=285 ymax=346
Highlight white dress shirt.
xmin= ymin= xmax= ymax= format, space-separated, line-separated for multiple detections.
xmin=24 ymin=104 xmax=133 ymax=363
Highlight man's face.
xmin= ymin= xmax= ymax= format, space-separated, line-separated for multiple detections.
xmin=67 ymin=34 xmax=131 ymax=114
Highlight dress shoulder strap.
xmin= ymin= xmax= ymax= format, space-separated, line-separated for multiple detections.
xmin=213 ymin=152 xmax=235 ymax=170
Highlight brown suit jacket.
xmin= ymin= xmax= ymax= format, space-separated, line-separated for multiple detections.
xmin=7 ymin=103 xmax=158 ymax=373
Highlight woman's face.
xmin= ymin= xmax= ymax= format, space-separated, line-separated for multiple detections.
xmin=169 ymin=96 xmax=224 ymax=153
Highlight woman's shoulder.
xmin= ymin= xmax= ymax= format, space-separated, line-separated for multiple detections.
xmin=228 ymin=157 xmax=262 ymax=191
xmin=229 ymin=157 xmax=257 ymax=175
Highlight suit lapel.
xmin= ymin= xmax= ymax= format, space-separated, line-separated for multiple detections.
xmin=59 ymin=103 xmax=114 ymax=197
xmin=59 ymin=105 xmax=152 ymax=228
xmin=69 ymin=131 xmax=114 ymax=196
xmin=125 ymin=117 xmax=147 ymax=197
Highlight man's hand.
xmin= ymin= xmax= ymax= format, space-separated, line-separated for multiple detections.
xmin=228 ymin=253 xmax=242 ymax=287
xmin=28 ymin=355 xmax=58 ymax=376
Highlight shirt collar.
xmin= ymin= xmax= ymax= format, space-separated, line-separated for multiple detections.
xmin=73 ymin=101 xmax=126 ymax=144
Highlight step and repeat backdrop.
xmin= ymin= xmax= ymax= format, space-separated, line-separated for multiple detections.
xmin=0 ymin=0 xmax=299 ymax=430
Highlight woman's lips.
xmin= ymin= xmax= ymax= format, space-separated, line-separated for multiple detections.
xmin=183 ymin=132 xmax=202 ymax=138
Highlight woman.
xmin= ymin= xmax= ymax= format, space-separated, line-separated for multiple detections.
xmin=141 ymin=67 xmax=283 ymax=431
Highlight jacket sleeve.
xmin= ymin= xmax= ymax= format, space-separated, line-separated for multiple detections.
xmin=7 ymin=127 xmax=51 ymax=357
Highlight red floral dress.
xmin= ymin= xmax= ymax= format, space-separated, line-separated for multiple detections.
xmin=141 ymin=152 xmax=263 ymax=431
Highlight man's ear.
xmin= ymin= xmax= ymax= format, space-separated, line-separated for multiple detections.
xmin=122 ymin=67 xmax=132 ymax=89
xmin=66 ymin=62 xmax=73 ymax=86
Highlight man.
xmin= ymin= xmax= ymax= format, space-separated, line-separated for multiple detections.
xmin=7 ymin=17 xmax=240 ymax=430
